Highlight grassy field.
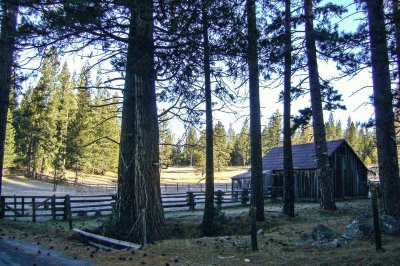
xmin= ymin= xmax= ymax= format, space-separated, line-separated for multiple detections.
xmin=2 ymin=167 xmax=248 ymax=195
xmin=1 ymin=199 xmax=399 ymax=265
xmin=13 ymin=167 xmax=248 ymax=186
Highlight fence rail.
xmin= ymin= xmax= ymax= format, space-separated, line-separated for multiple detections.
xmin=23 ymin=174 xmax=234 ymax=192
xmin=0 ymin=187 xmax=282 ymax=222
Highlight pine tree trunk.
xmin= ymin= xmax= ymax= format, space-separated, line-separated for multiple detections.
xmin=392 ymin=0 xmax=400 ymax=88
xmin=283 ymin=0 xmax=295 ymax=217
xmin=33 ymin=140 xmax=39 ymax=179
xmin=246 ymin=0 xmax=265 ymax=221
xmin=304 ymin=0 xmax=336 ymax=210
xmin=114 ymin=0 xmax=165 ymax=243
xmin=0 ymin=1 xmax=18 ymax=196
xmin=201 ymin=0 xmax=215 ymax=235
xmin=366 ymin=0 xmax=400 ymax=219
xmin=39 ymin=154 xmax=45 ymax=179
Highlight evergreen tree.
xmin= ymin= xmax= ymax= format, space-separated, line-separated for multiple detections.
xmin=65 ymin=62 xmax=93 ymax=175
xmin=171 ymin=139 xmax=184 ymax=167
xmin=159 ymin=114 xmax=174 ymax=167
xmin=247 ymin=0 xmax=265 ymax=223
xmin=213 ymin=121 xmax=230 ymax=171
xmin=261 ymin=110 xmax=282 ymax=153
xmin=344 ymin=117 xmax=357 ymax=150
xmin=325 ymin=113 xmax=336 ymax=140
xmin=196 ymin=129 xmax=207 ymax=173
xmin=13 ymin=48 xmax=59 ymax=178
xmin=183 ymin=126 xmax=199 ymax=166
xmin=237 ymin=118 xmax=250 ymax=166
xmin=335 ymin=120 xmax=343 ymax=139
xmin=226 ymin=123 xmax=237 ymax=158
xmin=4 ymin=106 xmax=15 ymax=169
xmin=366 ymin=0 xmax=400 ymax=218
xmin=304 ymin=0 xmax=336 ymax=210
xmin=0 ymin=0 xmax=18 ymax=196
xmin=90 ymin=88 xmax=120 ymax=174
xmin=51 ymin=62 xmax=76 ymax=178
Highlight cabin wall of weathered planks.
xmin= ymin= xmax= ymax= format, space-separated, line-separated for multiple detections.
xmin=269 ymin=143 xmax=368 ymax=200
xmin=231 ymin=142 xmax=368 ymax=200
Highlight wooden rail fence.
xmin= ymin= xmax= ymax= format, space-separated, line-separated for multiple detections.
xmin=26 ymin=174 xmax=233 ymax=192
xmin=0 ymin=187 xmax=282 ymax=222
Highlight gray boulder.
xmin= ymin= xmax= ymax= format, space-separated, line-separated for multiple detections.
xmin=297 ymin=224 xmax=337 ymax=245
xmin=343 ymin=215 xmax=374 ymax=240
xmin=331 ymin=238 xmax=342 ymax=248
xmin=380 ymin=214 xmax=400 ymax=236
xmin=312 ymin=224 xmax=338 ymax=240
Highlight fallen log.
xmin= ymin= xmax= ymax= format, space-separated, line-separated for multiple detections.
xmin=72 ymin=229 xmax=142 ymax=250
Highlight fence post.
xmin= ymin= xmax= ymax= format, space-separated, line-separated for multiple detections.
xmin=216 ymin=190 xmax=224 ymax=209
xmin=63 ymin=195 xmax=69 ymax=220
xmin=371 ymin=189 xmax=383 ymax=251
xmin=241 ymin=189 xmax=249 ymax=205
xmin=176 ymin=183 xmax=179 ymax=192
xmin=142 ymin=209 xmax=147 ymax=245
xmin=32 ymin=197 xmax=36 ymax=223
xmin=63 ymin=195 xmax=73 ymax=229
xmin=0 ymin=196 xmax=5 ymax=219
xmin=21 ymin=197 xmax=25 ymax=217
xmin=187 ymin=192 xmax=195 ymax=211
xmin=13 ymin=195 xmax=17 ymax=221
xmin=51 ymin=195 xmax=56 ymax=220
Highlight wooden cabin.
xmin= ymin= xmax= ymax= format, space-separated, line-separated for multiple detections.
xmin=231 ymin=139 xmax=369 ymax=199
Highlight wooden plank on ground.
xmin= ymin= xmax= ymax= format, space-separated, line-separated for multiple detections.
xmin=72 ymin=229 xmax=142 ymax=250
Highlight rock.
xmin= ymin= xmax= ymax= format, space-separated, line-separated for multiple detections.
xmin=257 ymin=229 xmax=264 ymax=235
xmin=331 ymin=239 xmax=341 ymax=248
xmin=380 ymin=215 xmax=400 ymax=236
xmin=244 ymin=259 xmax=250 ymax=263
xmin=311 ymin=240 xmax=329 ymax=249
xmin=343 ymin=215 xmax=374 ymax=240
xmin=296 ymin=233 xmax=313 ymax=244
xmin=312 ymin=224 xmax=337 ymax=240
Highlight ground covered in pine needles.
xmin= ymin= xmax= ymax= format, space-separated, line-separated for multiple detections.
xmin=1 ymin=199 xmax=399 ymax=265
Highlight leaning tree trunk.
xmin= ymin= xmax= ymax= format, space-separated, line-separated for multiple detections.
xmin=114 ymin=0 xmax=165 ymax=243
xmin=247 ymin=0 xmax=265 ymax=221
xmin=283 ymin=0 xmax=295 ymax=217
xmin=304 ymin=0 xmax=336 ymax=210
xmin=366 ymin=0 xmax=400 ymax=219
xmin=0 ymin=1 xmax=18 ymax=197
xmin=201 ymin=0 xmax=216 ymax=236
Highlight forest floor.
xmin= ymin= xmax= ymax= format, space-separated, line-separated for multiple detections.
xmin=1 ymin=199 xmax=399 ymax=265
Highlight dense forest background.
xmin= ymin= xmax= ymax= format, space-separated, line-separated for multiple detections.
xmin=3 ymin=49 xmax=377 ymax=177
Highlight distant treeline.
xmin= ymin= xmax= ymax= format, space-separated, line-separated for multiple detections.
xmin=4 ymin=48 xmax=120 ymax=178
xmin=4 ymin=51 xmax=376 ymax=176
xmin=159 ymin=110 xmax=377 ymax=171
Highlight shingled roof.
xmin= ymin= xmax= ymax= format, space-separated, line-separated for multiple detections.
xmin=263 ymin=139 xmax=345 ymax=171
xmin=232 ymin=139 xmax=347 ymax=179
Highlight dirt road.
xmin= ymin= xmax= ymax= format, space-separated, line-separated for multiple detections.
xmin=0 ymin=238 xmax=93 ymax=266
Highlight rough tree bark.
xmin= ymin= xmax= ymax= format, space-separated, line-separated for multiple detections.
xmin=114 ymin=0 xmax=165 ymax=243
xmin=0 ymin=1 xmax=18 ymax=197
xmin=392 ymin=0 xmax=400 ymax=89
xmin=246 ymin=0 xmax=265 ymax=221
xmin=304 ymin=0 xmax=336 ymax=210
xmin=366 ymin=0 xmax=400 ymax=219
xmin=201 ymin=0 xmax=216 ymax=236
xmin=283 ymin=0 xmax=295 ymax=217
